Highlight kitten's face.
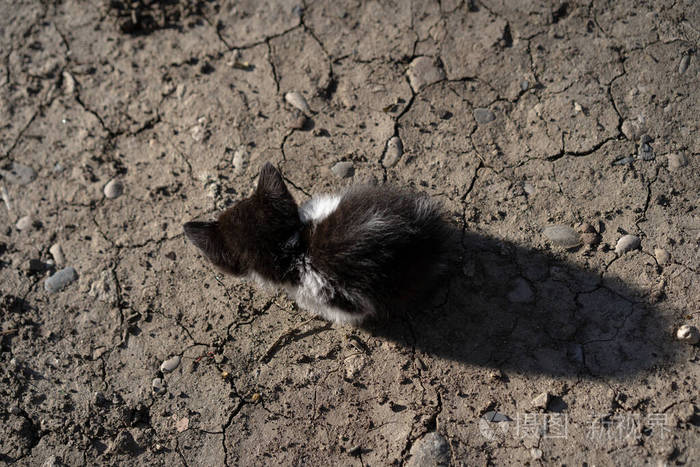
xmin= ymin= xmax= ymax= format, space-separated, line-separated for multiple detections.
xmin=184 ymin=163 xmax=300 ymax=277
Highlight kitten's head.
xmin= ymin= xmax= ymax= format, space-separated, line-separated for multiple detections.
xmin=184 ymin=163 xmax=301 ymax=278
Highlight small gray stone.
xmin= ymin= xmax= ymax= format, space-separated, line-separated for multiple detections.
xmin=615 ymin=234 xmax=640 ymax=255
xmin=654 ymin=248 xmax=670 ymax=265
xmin=44 ymin=267 xmax=78 ymax=293
xmin=152 ymin=377 xmax=166 ymax=395
xmin=612 ymin=156 xmax=635 ymax=166
xmin=406 ymin=57 xmax=446 ymax=92
xmin=640 ymin=134 xmax=652 ymax=144
xmin=531 ymin=392 xmax=550 ymax=410
xmin=383 ymin=136 xmax=403 ymax=168
xmin=160 ymin=355 xmax=181 ymax=373
xmin=103 ymin=179 xmax=123 ymax=199
xmin=507 ymin=277 xmax=534 ymax=303
xmin=620 ymin=120 xmax=640 ymax=141
xmin=50 ymin=243 xmax=65 ymax=266
xmin=0 ymin=162 xmax=37 ymax=185
xmin=109 ymin=430 xmax=138 ymax=454
xmin=678 ymin=54 xmax=690 ymax=74
xmin=285 ymin=91 xmax=311 ymax=115
xmin=473 ymin=108 xmax=496 ymax=124
xmin=520 ymin=80 xmax=529 ymax=91
xmin=543 ymin=225 xmax=581 ymax=248
xmin=331 ymin=161 xmax=354 ymax=178
xmin=667 ymin=153 xmax=687 ymax=171
xmin=232 ymin=146 xmax=249 ymax=174
xmin=637 ymin=143 xmax=654 ymax=161
xmin=16 ymin=215 xmax=34 ymax=231
xmin=676 ymin=325 xmax=699 ymax=345
xmin=407 ymin=432 xmax=450 ymax=467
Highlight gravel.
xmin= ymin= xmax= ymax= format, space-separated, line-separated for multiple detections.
xmin=676 ymin=325 xmax=699 ymax=345
xmin=160 ymin=355 xmax=181 ymax=373
xmin=152 ymin=377 xmax=166 ymax=395
xmin=654 ymin=248 xmax=671 ymax=265
xmin=637 ymin=142 xmax=654 ymax=160
xmin=615 ymin=234 xmax=640 ymax=255
xmin=232 ymin=145 xmax=250 ymax=174
xmin=104 ymin=179 xmax=124 ymax=199
xmin=406 ymin=432 xmax=450 ymax=467
xmin=285 ymin=91 xmax=311 ymax=115
xmin=331 ymin=161 xmax=354 ymax=178
xmin=49 ymin=243 xmax=65 ymax=266
xmin=530 ymin=392 xmax=550 ymax=410
xmin=44 ymin=267 xmax=78 ymax=293
xmin=383 ymin=136 xmax=403 ymax=168
xmin=543 ymin=225 xmax=581 ymax=248
xmin=16 ymin=215 xmax=34 ymax=231
xmin=0 ymin=162 xmax=37 ymax=185
xmin=473 ymin=108 xmax=496 ymax=124
xmin=406 ymin=56 xmax=446 ymax=92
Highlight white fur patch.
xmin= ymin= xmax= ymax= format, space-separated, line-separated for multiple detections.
xmin=299 ymin=194 xmax=342 ymax=224
xmin=293 ymin=262 xmax=372 ymax=325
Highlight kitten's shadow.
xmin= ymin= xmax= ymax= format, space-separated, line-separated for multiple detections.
xmin=364 ymin=230 xmax=680 ymax=379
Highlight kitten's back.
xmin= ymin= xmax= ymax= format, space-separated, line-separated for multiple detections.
xmin=306 ymin=186 xmax=452 ymax=315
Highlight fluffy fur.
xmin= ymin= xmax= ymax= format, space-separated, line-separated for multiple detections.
xmin=184 ymin=163 xmax=452 ymax=324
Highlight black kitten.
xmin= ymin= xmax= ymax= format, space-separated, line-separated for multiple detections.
xmin=184 ymin=163 xmax=452 ymax=324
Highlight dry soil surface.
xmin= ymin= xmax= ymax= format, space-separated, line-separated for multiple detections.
xmin=1 ymin=0 xmax=699 ymax=465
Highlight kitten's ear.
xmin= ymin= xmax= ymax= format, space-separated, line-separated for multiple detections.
xmin=184 ymin=221 xmax=223 ymax=258
xmin=256 ymin=162 xmax=291 ymax=200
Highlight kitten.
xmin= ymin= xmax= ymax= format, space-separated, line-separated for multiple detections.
xmin=184 ymin=163 xmax=452 ymax=324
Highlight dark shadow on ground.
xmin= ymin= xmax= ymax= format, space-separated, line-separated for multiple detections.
xmin=364 ymin=230 xmax=678 ymax=379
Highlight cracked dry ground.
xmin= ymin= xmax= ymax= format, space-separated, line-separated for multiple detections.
xmin=1 ymin=0 xmax=699 ymax=465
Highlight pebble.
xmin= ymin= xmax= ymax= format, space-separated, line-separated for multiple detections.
xmin=612 ymin=156 xmax=635 ymax=166
xmin=285 ymin=91 xmax=311 ymax=115
xmin=473 ymin=108 xmax=496 ymax=124
xmin=667 ymin=152 xmax=687 ymax=171
xmin=676 ymin=325 xmax=699 ymax=345
xmin=0 ymin=162 xmax=37 ymax=185
xmin=232 ymin=145 xmax=249 ymax=174
xmin=406 ymin=56 xmax=446 ymax=92
xmin=678 ymin=54 xmax=690 ymax=74
xmin=621 ymin=120 xmax=640 ymax=141
xmin=530 ymin=392 xmax=550 ymax=410
xmin=383 ymin=136 xmax=403 ymax=168
xmin=615 ymin=234 xmax=640 ymax=255
xmin=520 ymin=80 xmax=529 ymax=91
xmin=49 ymin=243 xmax=65 ymax=266
xmin=16 ymin=215 xmax=34 ymax=231
xmin=507 ymin=277 xmax=535 ymax=303
xmin=640 ymin=134 xmax=652 ymax=144
xmin=44 ymin=267 xmax=78 ymax=293
xmin=42 ymin=455 xmax=60 ymax=467
xmin=543 ymin=225 xmax=581 ymax=248
xmin=530 ymin=448 xmax=543 ymax=460
xmin=406 ymin=432 xmax=450 ymax=467
xmin=103 ymin=179 xmax=123 ymax=199
xmin=152 ymin=377 xmax=166 ymax=395
xmin=160 ymin=355 xmax=181 ymax=373
xmin=637 ymin=142 xmax=654 ymax=160
xmin=331 ymin=161 xmax=354 ymax=178
xmin=654 ymin=248 xmax=670 ymax=265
